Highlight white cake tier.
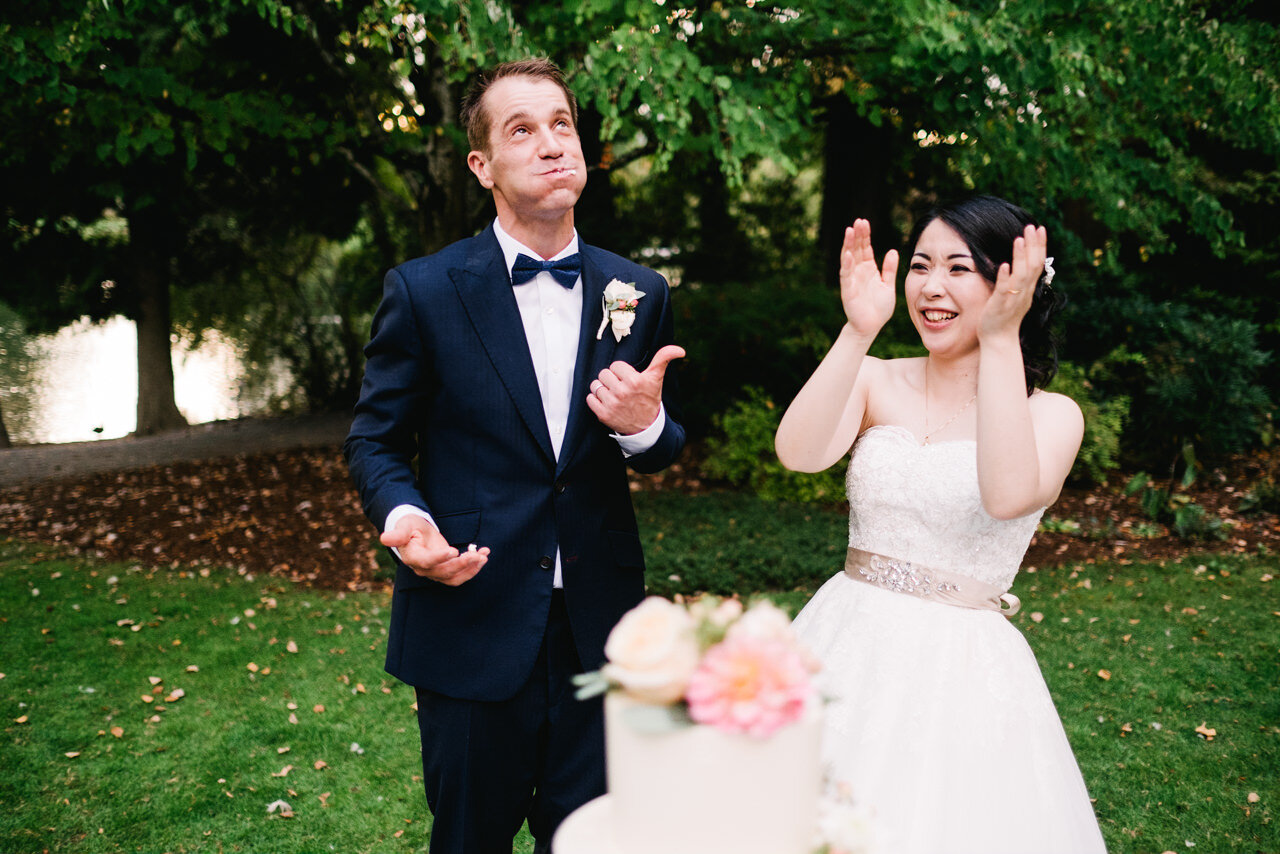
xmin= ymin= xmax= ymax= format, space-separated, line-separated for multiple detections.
xmin=587 ymin=692 xmax=822 ymax=854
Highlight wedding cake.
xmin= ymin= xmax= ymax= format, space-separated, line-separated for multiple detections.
xmin=602 ymin=692 xmax=823 ymax=854
xmin=554 ymin=596 xmax=828 ymax=854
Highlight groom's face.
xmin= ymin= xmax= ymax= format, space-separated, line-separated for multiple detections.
xmin=467 ymin=76 xmax=587 ymax=223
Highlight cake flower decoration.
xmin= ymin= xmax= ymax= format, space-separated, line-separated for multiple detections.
xmin=576 ymin=595 xmax=820 ymax=738
xmin=596 ymin=278 xmax=644 ymax=341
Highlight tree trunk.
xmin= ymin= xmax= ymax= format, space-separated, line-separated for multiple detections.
xmin=130 ymin=215 xmax=188 ymax=436
xmin=819 ymin=97 xmax=898 ymax=290
xmin=0 ymin=401 xmax=11 ymax=449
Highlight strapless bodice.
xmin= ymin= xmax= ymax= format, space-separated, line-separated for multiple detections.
xmin=846 ymin=425 xmax=1043 ymax=590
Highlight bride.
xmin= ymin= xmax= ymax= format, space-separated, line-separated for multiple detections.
xmin=777 ymin=196 xmax=1107 ymax=853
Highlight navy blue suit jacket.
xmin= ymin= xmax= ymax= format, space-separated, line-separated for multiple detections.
xmin=345 ymin=225 xmax=685 ymax=702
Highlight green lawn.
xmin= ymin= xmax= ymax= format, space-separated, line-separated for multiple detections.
xmin=2 ymin=490 xmax=1276 ymax=853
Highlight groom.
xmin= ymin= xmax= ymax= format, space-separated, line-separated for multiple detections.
xmin=344 ymin=58 xmax=685 ymax=853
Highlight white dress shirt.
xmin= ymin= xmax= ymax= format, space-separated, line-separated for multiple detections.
xmin=386 ymin=219 xmax=666 ymax=587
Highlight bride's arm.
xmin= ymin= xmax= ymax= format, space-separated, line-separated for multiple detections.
xmin=975 ymin=226 xmax=1084 ymax=519
xmin=775 ymin=329 xmax=883 ymax=472
xmin=776 ymin=220 xmax=898 ymax=473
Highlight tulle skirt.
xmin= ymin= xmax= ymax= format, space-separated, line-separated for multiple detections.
xmin=793 ymin=572 xmax=1108 ymax=854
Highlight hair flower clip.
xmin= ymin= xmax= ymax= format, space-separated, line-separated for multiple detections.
xmin=1043 ymin=256 xmax=1056 ymax=286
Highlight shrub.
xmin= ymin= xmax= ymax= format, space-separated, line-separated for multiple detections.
xmin=703 ymin=387 xmax=848 ymax=505
xmin=1124 ymin=471 xmax=1227 ymax=542
xmin=1077 ymin=297 xmax=1272 ymax=464
xmin=1240 ymin=475 xmax=1280 ymax=516
xmin=1049 ymin=360 xmax=1129 ymax=485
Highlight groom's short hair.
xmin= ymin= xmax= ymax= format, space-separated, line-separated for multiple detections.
xmin=461 ymin=58 xmax=580 ymax=154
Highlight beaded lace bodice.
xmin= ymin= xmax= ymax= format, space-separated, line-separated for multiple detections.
xmin=846 ymin=425 xmax=1043 ymax=591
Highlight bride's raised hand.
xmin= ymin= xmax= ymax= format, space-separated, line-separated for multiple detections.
xmin=839 ymin=218 xmax=898 ymax=339
xmin=980 ymin=224 xmax=1047 ymax=341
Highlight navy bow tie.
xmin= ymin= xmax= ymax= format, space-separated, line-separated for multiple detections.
xmin=510 ymin=252 xmax=582 ymax=289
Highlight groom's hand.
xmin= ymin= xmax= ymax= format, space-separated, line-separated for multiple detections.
xmin=381 ymin=516 xmax=489 ymax=586
xmin=587 ymin=344 xmax=685 ymax=435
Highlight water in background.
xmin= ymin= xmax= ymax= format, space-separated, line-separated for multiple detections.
xmin=0 ymin=316 xmax=273 ymax=445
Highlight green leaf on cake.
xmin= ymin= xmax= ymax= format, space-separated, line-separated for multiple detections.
xmin=621 ymin=702 xmax=695 ymax=734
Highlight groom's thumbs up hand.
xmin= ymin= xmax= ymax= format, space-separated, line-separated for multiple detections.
xmin=587 ymin=345 xmax=685 ymax=436
xmin=645 ymin=345 xmax=686 ymax=381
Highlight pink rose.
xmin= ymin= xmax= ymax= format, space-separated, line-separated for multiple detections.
xmin=684 ymin=634 xmax=813 ymax=737
xmin=603 ymin=597 xmax=700 ymax=704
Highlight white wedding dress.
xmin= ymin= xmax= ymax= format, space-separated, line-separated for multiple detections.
xmin=793 ymin=425 xmax=1107 ymax=854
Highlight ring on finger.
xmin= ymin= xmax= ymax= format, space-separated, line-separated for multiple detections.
xmin=1005 ymin=289 xmax=1022 ymax=295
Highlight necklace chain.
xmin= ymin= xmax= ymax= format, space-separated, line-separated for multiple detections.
xmin=923 ymin=364 xmax=977 ymax=445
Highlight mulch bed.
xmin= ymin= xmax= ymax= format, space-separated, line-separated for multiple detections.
xmin=1 ymin=444 xmax=1277 ymax=591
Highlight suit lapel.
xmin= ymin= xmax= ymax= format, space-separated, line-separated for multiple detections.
xmin=451 ymin=228 xmax=556 ymax=466
xmin=559 ymin=247 xmax=617 ymax=474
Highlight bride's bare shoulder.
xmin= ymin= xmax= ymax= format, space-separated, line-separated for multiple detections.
xmin=873 ymin=355 xmax=926 ymax=385
xmin=1030 ymin=389 xmax=1085 ymax=442
xmin=1030 ymin=388 xmax=1083 ymax=417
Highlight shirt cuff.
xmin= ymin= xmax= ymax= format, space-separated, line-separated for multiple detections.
xmin=612 ymin=404 xmax=666 ymax=458
xmin=384 ymin=504 xmax=436 ymax=561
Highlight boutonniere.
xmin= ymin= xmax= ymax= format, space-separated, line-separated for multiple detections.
xmin=596 ymin=278 xmax=645 ymax=342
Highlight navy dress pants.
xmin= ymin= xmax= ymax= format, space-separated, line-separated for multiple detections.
xmin=415 ymin=590 xmax=606 ymax=854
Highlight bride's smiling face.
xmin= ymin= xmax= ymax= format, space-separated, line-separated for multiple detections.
xmin=905 ymin=219 xmax=993 ymax=355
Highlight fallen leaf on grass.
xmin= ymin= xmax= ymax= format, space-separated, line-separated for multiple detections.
xmin=312 ymin=704 xmax=325 ymax=714
xmin=286 ymin=640 xmax=299 ymax=654
xmin=1247 ymin=792 xmax=1260 ymax=803
xmin=141 ymin=695 xmax=154 ymax=704
xmin=266 ymin=799 xmax=294 ymax=817
xmin=186 ymin=665 xmax=199 ymax=673
xmin=1098 ymin=669 xmax=1112 ymax=681
xmin=313 ymin=760 xmax=327 ymax=770
xmin=271 ymin=765 xmax=293 ymax=778
xmin=110 ymin=727 xmax=124 ymax=738
xmin=15 ymin=715 xmax=28 ymax=724
xmin=148 ymin=676 xmax=163 ymax=686
xmin=277 ymin=746 xmax=290 ymax=754
xmin=65 ymin=752 xmax=80 ymax=758
xmin=247 ymin=662 xmax=260 ymax=673
xmin=288 ymin=713 xmax=299 ymax=725
xmin=164 ymin=689 xmax=185 ymax=703
xmin=1195 ymin=723 xmax=1217 ymax=740
xmin=318 ymin=792 xmax=331 ymax=807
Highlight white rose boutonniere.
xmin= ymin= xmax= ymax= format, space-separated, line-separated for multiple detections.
xmin=597 ymin=278 xmax=644 ymax=342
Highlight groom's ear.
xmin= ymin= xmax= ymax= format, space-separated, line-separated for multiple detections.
xmin=467 ymin=150 xmax=494 ymax=189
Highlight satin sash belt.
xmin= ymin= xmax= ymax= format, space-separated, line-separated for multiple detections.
xmin=843 ymin=548 xmax=1021 ymax=616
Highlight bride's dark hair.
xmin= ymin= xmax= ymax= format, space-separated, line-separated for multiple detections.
xmin=907 ymin=195 xmax=1063 ymax=395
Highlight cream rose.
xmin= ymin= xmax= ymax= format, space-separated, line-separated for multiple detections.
xmin=608 ymin=308 xmax=637 ymax=337
xmin=597 ymin=278 xmax=645 ymax=341
xmin=602 ymin=596 xmax=700 ymax=704
xmin=725 ymin=600 xmax=797 ymax=645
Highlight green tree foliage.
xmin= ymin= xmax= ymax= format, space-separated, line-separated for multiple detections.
xmin=0 ymin=0 xmax=372 ymax=432
xmin=2 ymin=0 xmax=1276 ymax=459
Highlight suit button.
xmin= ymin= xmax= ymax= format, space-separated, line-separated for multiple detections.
xmin=539 ymin=556 xmax=553 ymax=570
xmin=554 ymin=480 xmax=567 ymax=495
